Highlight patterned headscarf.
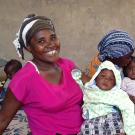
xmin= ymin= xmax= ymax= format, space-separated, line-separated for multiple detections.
xmin=98 ymin=30 xmax=135 ymax=62
xmin=13 ymin=14 xmax=55 ymax=59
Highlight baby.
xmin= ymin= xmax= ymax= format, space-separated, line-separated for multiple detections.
xmin=4 ymin=59 xmax=22 ymax=79
xmin=121 ymin=56 xmax=135 ymax=103
xmin=72 ymin=60 xmax=135 ymax=135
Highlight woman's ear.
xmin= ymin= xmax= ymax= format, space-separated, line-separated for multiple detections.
xmin=25 ymin=45 xmax=31 ymax=52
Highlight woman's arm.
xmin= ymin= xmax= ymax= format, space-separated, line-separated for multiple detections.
xmin=0 ymin=88 xmax=21 ymax=134
xmin=81 ymin=71 xmax=90 ymax=84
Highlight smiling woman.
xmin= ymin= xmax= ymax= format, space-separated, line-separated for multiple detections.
xmin=0 ymin=14 xmax=84 ymax=135
xmin=28 ymin=29 xmax=60 ymax=65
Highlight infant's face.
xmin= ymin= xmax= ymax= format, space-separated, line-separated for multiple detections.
xmin=95 ymin=69 xmax=116 ymax=91
xmin=127 ymin=61 xmax=135 ymax=80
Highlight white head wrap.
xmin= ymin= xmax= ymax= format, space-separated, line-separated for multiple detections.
xmin=13 ymin=19 xmax=38 ymax=58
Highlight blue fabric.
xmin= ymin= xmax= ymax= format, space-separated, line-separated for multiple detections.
xmin=0 ymin=88 xmax=6 ymax=102
xmin=98 ymin=30 xmax=135 ymax=62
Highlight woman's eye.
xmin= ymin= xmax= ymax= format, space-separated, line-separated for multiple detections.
xmin=51 ymin=35 xmax=57 ymax=41
xmin=38 ymin=39 xmax=46 ymax=44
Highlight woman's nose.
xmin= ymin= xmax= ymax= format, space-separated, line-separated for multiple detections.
xmin=46 ymin=40 xmax=55 ymax=47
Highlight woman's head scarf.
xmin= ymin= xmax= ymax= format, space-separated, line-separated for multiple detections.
xmin=98 ymin=30 xmax=135 ymax=62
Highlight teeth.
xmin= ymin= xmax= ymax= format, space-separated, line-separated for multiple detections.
xmin=47 ymin=50 xmax=57 ymax=55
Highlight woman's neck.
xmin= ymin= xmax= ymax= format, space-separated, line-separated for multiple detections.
xmin=32 ymin=59 xmax=58 ymax=72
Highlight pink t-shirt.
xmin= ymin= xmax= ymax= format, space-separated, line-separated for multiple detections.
xmin=9 ymin=58 xmax=83 ymax=135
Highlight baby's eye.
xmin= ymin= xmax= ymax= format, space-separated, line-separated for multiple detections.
xmin=127 ymin=68 xmax=132 ymax=71
xmin=109 ymin=78 xmax=115 ymax=81
xmin=100 ymin=75 xmax=105 ymax=78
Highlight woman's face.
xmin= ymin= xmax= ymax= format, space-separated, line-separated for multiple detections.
xmin=95 ymin=69 xmax=116 ymax=91
xmin=27 ymin=29 xmax=60 ymax=63
xmin=109 ymin=51 xmax=134 ymax=67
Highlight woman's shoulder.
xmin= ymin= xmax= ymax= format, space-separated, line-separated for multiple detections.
xmin=12 ymin=62 xmax=36 ymax=81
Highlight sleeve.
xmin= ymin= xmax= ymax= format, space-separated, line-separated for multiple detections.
xmin=8 ymin=71 xmax=30 ymax=104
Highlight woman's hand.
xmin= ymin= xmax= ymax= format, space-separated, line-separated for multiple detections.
xmin=0 ymin=88 xmax=21 ymax=134
xmin=81 ymin=71 xmax=90 ymax=84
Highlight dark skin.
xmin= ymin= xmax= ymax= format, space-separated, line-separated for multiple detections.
xmin=0 ymin=29 xmax=89 ymax=134
xmin=81 ymin=71 xmax=90 ymax=84
xmin=0 ymin=29 xmax=62 ymax=133
xmin=129 ymin=94 xmax=135 ymax=104
xmin=27 ymin=29 xmax=89 ymax=84
xmin=99 ymin=52 xmax=133 ymax=135
xmin=95 ymin=69 xmax=116 ymax=91
xmin=124 ymin=61 xmax=135 ymax=104
xmin=27 ymin=29 xmax=62 ymax=84
xmin=106 ymin=51 xmax=133 ymax=68
xmin=0 ymin=68 xmax=22 ymax=133
xmin=0 ymin=90 xmax=21 ymax=134
xmin=106 ymin=51 xmax=135 ymax=105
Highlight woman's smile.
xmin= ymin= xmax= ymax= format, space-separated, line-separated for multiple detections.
xmin=46 ymin=50 xmax=59 ymax=56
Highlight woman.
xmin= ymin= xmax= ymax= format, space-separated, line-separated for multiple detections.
xmin=0 ymin=14 xmax=85 ymax=135
xmin=87 ymin=30 xmax=135 ymax=135
xmin=89 ymin=30 xmax=135 ymax=78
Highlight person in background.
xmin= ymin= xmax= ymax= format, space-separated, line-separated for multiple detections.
xmin=4 ymin=59 xmax=22 ymax=80
xmin=89 ymin=30 xmax=135 ymax=78
xmin=72 ymin=61 xmax=135 ymax=135
xmin=0 ymin=14 xmax=86 ymax=135
xmin=121 ymin=56 xmax=135 ymax=104
xmin=0 ymin=59 xmax=22 ymax=101
xmin=0 ymin=59 xmax=31 ymax=135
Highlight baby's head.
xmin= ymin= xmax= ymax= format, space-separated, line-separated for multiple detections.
xmin=4 ymin=59 xmax=22 ymax=79
xmin=95 ymin=69 xmax=116 ymax=91
xmin=123 ymin=56 xmax=135 ymax=80
xmin=87 ymin=60 xmax=121 ymax=91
